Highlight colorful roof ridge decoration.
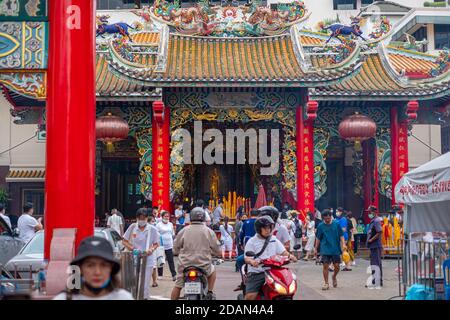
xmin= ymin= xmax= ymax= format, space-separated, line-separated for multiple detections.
xmin=96 ymin=54 xmax=161 ymax=99
xmin=150 ymin=0 xmax=309 ymax=37
xmin=104 ymin=32 xmax=363 ymax=87
xmin=309 ymin=52 xmax=450 ymax=100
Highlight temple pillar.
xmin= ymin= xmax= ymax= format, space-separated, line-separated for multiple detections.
xmin=152 ymin=101 xmax=171 ymax=211
xmin=45 ymin=0 xmax=96 ymax=259
xmin=390 ymin=101 xmax=418 ymax=205
xmin=296 ymin=100 xmax=318 ymax=219
xmin=363 ymin=139 xmax=378 ymax=222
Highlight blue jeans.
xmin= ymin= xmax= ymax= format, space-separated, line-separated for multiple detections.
xmin=236 ymin=254 xmax=245 ymax=273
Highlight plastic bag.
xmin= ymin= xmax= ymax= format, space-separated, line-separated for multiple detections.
xmin=155 ymin=246 xmax=165 ymax=268
xmin=405 ymin=284 xmax=434 ymax=300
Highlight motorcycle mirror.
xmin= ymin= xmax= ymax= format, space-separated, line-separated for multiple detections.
xmin=245 ymin=251 xmax=255 ymax=257
xmin=293 ymin=244 xmax=301 ymax=250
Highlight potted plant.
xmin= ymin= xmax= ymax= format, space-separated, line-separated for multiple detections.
xmin=0 ymin=188 xmax=8 ymax=205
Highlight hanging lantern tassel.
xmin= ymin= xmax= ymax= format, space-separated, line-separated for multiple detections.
xmin=105 ymin=141 xmax=115 ymax=153
xmin=354 ymin=140 xmax=362 ymax=152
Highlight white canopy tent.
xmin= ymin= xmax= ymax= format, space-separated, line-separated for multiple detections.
xmin=394 ymin=152 xmax=450 ymax=234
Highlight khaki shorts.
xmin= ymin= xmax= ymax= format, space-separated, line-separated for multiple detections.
xmin=175 ymin=264 xmax=215 ymax=288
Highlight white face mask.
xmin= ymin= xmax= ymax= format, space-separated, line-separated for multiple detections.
xmin=137 ymin=220 xmax=147 ymax=227
xmin=336 ymin=211 xmax=342 ymax=217
xmin=368 ymin=214 xmax=375 ymax=219
xmin=162 ymin=218 xmax=169 ymax=224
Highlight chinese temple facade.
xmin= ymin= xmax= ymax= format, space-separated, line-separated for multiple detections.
xmin=1 ymin=0 xmax=449 ymax=225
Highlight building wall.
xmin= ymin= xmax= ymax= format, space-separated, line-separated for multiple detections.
xmin=0 ymin=94 xmax=46 ymax=215
xmin=408 ymin=124 xmax=442 ymax=170
xmin=0 ymin=95 xmax=46 ymax=170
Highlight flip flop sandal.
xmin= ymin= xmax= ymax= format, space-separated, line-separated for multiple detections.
xmin=322 ymin=283 xmax=329 ymax=290
xmin=152 ymin=283 xmax=158 ymax=287
xmin=332 ymin=278 xmax=338 ymax=288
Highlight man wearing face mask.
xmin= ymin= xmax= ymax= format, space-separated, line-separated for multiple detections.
xmin=366 ymin=205 xmax=383 ymax=289
xmin=123 ymin=208 xmax=160 ymax=299
xmin=335 ymin=208 xmax=351 ymax=271
xmin=156 ymin=210 xmax=177 ymax=281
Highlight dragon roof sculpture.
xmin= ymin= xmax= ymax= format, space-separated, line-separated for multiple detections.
xmin=150 ymin=0 xmax=308 ymax=37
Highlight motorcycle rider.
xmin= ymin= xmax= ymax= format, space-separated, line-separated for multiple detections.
xmin=171 ymin=207 xmax=221 ymax=300
xmin=244 ymin=215 xmax=297 ymax=300
xmin=258 ymin=206 xmax=291 ymax=252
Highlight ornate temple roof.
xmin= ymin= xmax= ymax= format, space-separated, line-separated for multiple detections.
xmin=309 ymin=52 xmax=450 ymax=101
xmin=103 ymin=31 xmax=362 ymax=87
xmin=1 ymin=2 xmax=449 ymax=106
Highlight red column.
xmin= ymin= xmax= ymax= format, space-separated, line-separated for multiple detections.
xmin=296 ymin=101 xmax=317 ymax=220
xmin=391 ymin=102 xmax=417 ymax=205
xmin=363 ymin=139 xmax=378 ymax=223
xmin=152 ymin=101 xmax=171 ymax=211
xmin=362 ymin=141 xmax=372 ymax=219
xmin=390 ymin=107 xmax=399 ymax=205
xmin=45 ymin=1 xmax=96 ymax=259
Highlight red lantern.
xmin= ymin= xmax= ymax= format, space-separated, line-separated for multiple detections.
xmin=338 ymin=113 xmax=376 ymax=149
xmin=96 ymin=113 xmax=129 ymax=152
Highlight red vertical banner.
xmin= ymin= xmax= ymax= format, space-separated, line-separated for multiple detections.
xmin=296 ymin=101 xmax=317 ymax=220
xmin=390 ymin=107 xmax=399 ymax=205
xmin=45 ymin=0 xmax=96 ymax=259
xmin=391 ymin=102 xmax=417 ymax=205
xmin=152 ymin=101 xmax=171 ymax=211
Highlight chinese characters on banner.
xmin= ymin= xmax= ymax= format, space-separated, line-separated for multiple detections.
xmin=398 ymin=124 xmax=409 ymax=178
xmin=296 ymin=105 xmax=315 ymax=219
xmin=152 ymin=102 xmax=170 ymax=211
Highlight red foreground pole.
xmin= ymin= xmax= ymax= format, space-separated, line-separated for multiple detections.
xmin=45 ymin=1 xmax=96 ymax=259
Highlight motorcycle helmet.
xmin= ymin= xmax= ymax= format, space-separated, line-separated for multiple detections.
xmin=190 ymin=206 xmax=205 ymax=222
xmin=258 ymin=206 xmax=280 ymax=223
xmin=254 ymin=215 xmax=275 ymax=238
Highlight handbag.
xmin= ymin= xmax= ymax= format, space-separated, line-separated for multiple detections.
xmin=156 ymin=246 xmax=165 ymax=268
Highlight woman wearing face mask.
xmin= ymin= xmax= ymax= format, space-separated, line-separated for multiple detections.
xmin=156 ymin=210 xmax=177 ymax=281
xmin=122 ymin=208 xmax=160 ymax=299
xmin=54 ymin=236 xmax=133 ymax=300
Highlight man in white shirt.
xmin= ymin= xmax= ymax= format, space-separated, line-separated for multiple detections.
xmin=107 ymin=209 xmax=124 ymax=236
xmin=0 ymin=203 xmax=11 ymax=229
xmin=244 ymin=216 xmax=297 ymax=300
xmin=17 ymin=203 xmax=43 ymax=243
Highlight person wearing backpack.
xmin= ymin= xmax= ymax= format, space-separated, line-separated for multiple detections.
xmin=291 ymin=211 xmax=303 ymax=253
xmin=303 ymin=212 xmax=316 ymax=261
xmin=219 ymin=216 xmax=234 ymax=261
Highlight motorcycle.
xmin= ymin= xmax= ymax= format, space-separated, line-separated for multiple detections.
xmin=237 ymin=246 xmax=299 ymax=300
xmin=182 ymin=266 xmax=210 ymax=300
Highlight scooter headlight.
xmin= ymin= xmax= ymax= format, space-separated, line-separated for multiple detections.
xmin=288 ymin=280 xmax=297 ymax=294
xmin=274 ymin=282 xmax=288 ymax=295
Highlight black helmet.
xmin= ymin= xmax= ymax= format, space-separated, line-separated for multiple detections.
xmin=71 ymin=236 xmax=120 ymax=275
xmin=190 ymin=207 xmax=205 ymax=222
xmin=254 ymin=215 xmax=275 ymax=237
xmin=258 ymin=206 xmax=280 ymax=223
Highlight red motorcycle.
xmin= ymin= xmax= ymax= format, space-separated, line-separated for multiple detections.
xmin=237 ymin=253 xmax=298 ymax=300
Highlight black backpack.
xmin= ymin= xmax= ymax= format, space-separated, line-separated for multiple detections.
xmin=294 ymin=219 xmax=302 ymax=239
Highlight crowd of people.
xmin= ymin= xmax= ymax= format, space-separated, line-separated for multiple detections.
xmin=1 ymin=198 xmax=397 ymax=300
